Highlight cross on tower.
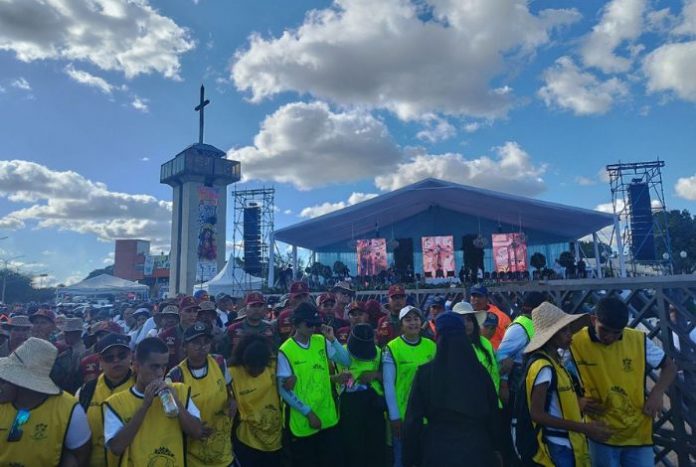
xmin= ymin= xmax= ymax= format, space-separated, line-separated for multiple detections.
xmin=194 ymin=84 xmax=210 ymax=144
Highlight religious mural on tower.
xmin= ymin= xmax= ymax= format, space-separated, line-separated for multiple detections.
xmin=196 ymin=186 xmax=219 ymax=282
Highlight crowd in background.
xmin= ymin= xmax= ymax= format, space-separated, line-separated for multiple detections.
xmin=0 ymin=279 xmax=689 ymax=466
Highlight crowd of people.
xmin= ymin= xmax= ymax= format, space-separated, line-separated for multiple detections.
xmin=0 ymin=279 xmax=683 ymax=466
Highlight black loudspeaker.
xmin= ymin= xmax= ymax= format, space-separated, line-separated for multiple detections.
xmin=243 ymin=204 xmax=262 ymax=275
xmin=393 ymin=238 xmax=414 ymax=273
xmin=628 ymin=182 xmax=655 ymax=261
xmin=462 ymin=235 xmax=484 ymax=273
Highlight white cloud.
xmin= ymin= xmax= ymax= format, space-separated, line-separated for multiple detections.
xmin=538 ymin=56 xmax=628 ymax=115
xmin=283 ymin=209 xmax=293 ymax=215
xmin=0 ymin=160 xmax=171 ymax=245
xmin=132 ymin=96 xmax=149 ymax=112
xmin=227 ymin=101 xmax=403 ymax=190
xmin=103 ymin=251 xmax=115 ymax=265
xmin=0 ymin=0 xmax=194 ymax=79
xmin=643 ymin=42 xmax=696 ymax=102
xmin=64 ymin=64 xmax=115 ymax=94
xmin=374 ymin=141 xmax=546 ymax=196
xmin=300 ymin=192 xmax=378 ymax=218
xmin=140 ymin=157 xmax=150 ymax=162
xmin=580 ymin=0 xmax=647 ymax=73
xmin=11 ymin=77 xmax=31 ymax=91
xmin=676 ymin=174 xmax=696 ymax=200
xmin=673 ymin=0 xmax=696 ymax=35
xmin=575 ymin=176 xmax=597 ymax=186
xmin=232 ymin=0 xmax=580 ymax=120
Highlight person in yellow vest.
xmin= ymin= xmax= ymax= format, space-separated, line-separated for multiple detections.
xmin=229 ymin=333 xmax=283 ymax=466
xmin=167 ymin=321 xmax=234 ymax=467
xmin=336 ymin=323 xmax=385 ymax=467
xmin=403 ymin=312 xmax=503 ymax=467
xmin=383 ymin=305 xmax=436 ymax=467
xmin=524 ymin=302 xmax=611 ymax=467
xmin=569 ymin=297 xmax=677 ymax=467
xmin=103 ymin=337 xmax=205 ymax=466
xmin=0 ymin=337 xmax=92 ymax=466
xmin=277 ymin=302 xmax=350 ymax=467
xmin=77 ymin=333 xmax=135 ymax=467
xmin=452 ymin=301 xmax=500 ymax=399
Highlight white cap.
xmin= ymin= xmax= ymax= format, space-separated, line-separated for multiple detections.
xmin=399 ymin=305 xmax=423 ymax=321
xmin=452 ymin=301 xmax=487 ymax=327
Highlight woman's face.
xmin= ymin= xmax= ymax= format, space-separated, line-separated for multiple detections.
xmin=401 ymin=313 xmax=422 ymax=336
xmin=462 ymin=314 xmax=475 ymax=337
xmin=550 ymin=325 xmax=573 ymax=350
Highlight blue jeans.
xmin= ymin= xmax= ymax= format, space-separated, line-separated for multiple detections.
xmin=547 ymin=442 xmax=575 ymax=467
xmin=392 ymin=436 xmax=403 ymax=467
xmin=588 ymin=441 xmax=653 ymax=467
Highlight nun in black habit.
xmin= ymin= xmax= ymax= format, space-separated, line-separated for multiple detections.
xmin=402 ymin=312 xmax=503 ymax=467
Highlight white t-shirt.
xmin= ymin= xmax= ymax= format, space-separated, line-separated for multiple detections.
xmin=533 ymin=367 xmax=571 ymax=448
xmin=496 ymin=323 xmax=529 ymax=365
xmin=65 ymin=403 xmax=92 ymax=449
xmin=645 ymin=337 xmax=666 ymax=369
xmin=103 ymin=386 xmax=200 ymax=447
xmin=690 ymin=327 xmax=696 ymax=346
xmin=189 ymin=360 xmax=232 ymax=385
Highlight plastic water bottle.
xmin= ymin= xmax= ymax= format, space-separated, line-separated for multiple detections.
xmin=159 ymin=378 xmax=179 ymax=418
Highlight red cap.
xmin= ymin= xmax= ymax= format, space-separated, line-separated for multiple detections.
xmin=245 ymin=292 xmax=266 ymax=306
xmin=317 ymin=292 xmax=336 ymax=305
xmin=289 ymin=281 xmax=309 ymax=297
xmin=91 ymin=320 xmax=123 ymax=335
xmin=347 ymin=301 xmax=366 ymax=314
xmin=388 ymin=284 xmax=406 ymax=297
xmin=29 ymin=309 xmax=56 ymax=323
xmin=179 ymin=296 xmax=199 ymax=310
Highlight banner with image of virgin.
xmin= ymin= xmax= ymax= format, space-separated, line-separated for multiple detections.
xmin=421 ymin=235 xmax=455 ymax=280
xmin=356 ymin=238 xmax=388 ymax=276
xmin=492 ymin=233 xmax=528 ymax=273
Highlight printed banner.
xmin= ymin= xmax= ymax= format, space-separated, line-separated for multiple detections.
xmin=196 ymin=186 xmax=219 ymax=282
xmin=492 ymin=233 xmax=528 ymax=273
xmin=421 ymin=236 xmax=455 ymax=279
xmin=356 ymin=238 xmax=388 ymax=276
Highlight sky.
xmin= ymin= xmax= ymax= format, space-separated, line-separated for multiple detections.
xmin=1 ymin=0 xmax=696 ymax=286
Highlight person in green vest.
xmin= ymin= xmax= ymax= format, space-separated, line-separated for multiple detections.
xmin=383 ymin=305 xmax=436 ymax=467
xmin=497 ymin=291 xmax=545 ymax=405
xmin=336 ymin=323 xmax=385 ymax=467
xmin=277 ymin=302 xmax=350 ymax=467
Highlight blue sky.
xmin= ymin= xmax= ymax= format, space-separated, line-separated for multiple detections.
xmin=1 ymin=0 xmax=695 ymax=285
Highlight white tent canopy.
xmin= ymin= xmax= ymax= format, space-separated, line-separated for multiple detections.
xmin=59 ymin=274 xmax=149 ymax=296
xmin=198 ymin=254 xmax=263 ymax=297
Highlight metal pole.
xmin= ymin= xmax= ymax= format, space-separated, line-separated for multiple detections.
xmin=614 ymin=215 xmax=626 ymax=277
xmin=592 ymin=233 xmax=603 ymax=278
xmin=292 ymin=245 xmax=298 ymax=280
xmin=268 ymin=232 xmax=275 ymax=287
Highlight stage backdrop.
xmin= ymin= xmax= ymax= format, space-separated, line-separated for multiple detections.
xmin=492 ymin=233 xmax=528 ymax=273
xmin=356 ymin=238 xmax=388 ymax=276
xmin=421 ymin=236 xmax=455 ymax=280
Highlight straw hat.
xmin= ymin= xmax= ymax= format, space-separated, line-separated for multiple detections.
xmin=1 ymin=315 xmax=33 ymax=330
xmin=59 ymin=317 xmax=84 ymax=333
xmin=0 ymin=337 xmax=60 ymax=394
xmin=524 ymin=302 xmax=588 ymax=354
xmin=452 ymin=301 xmax=486 ymax=327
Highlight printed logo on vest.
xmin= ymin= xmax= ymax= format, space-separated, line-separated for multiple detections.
xmin=149 ymin=446 xmax=176 ymax=466
xmin=31 ymin=423 xmax=48 ymax=441
xmin=239 ymin=387 xmax=256 ymax=396
xmin=622 ymin=358 xmax=633 ymax=372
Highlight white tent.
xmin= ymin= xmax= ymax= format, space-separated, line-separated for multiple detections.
xmin=59 ymin=274 xmax=149 ymax=297
xmin=199 ymin=254 xmax=263 ymax=297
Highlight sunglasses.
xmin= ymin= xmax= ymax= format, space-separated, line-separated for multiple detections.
xmin=101 ymin=350 xmax=130 ymax=363
xmin=7 ymin=408 xmax=30 ymax=442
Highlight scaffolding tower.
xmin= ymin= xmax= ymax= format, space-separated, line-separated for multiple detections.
xmin=231 ymin=187 xmax=275 ymax=291
xmin=606 ymin=160 xmax=673 ymax=274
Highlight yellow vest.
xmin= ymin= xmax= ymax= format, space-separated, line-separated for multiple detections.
xmin=525 ymin=352 xmax=590 ymax=467
xmin=570 ymin=327 xmax=651 ymax=446
xmin=0 ymin=392 xmax=78 ymax=466
xmin=174 ymin=355 xmax=234 ymax=467
xmin=338 ymin=345 xmax=384 ymax=396
xmin=104 ymin=383 xmax=190 ymax=467
xmin=86 ymin=373 xmax=135 ymax=467
xmin=386 ymin=336 xmax=436 ymax=420
xmin=229 ymin=362 xmax=283 ymax=451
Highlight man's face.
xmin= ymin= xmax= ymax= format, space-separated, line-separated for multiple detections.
xmin=348 ymin=310 xmax=368 ymax=326
xmin=180 ymin=308 xmax=198 ymax=327
xmin=30 ymin=316 xmax=55 ymax=339
xmin=196 ymin=293 xmax=209 ymax=303
xmin=429 ymin=305 xmax=443 ymax=319
xmin=0 ymin=378 xmax=18 ymax=404
xmin=549 ymin=325 xmax=574 ymax=350
xmin=591 ymin=316 xmax=623 ymax=345
xmin=9 ymin=326 xmax=31 ymax=343
xmin=197 ymin=311 xmax=216 ymax=326
xmin=470 ymin=294 xmax=488 ymax=311
xmin=401 ymin=313 xmax=422 ymax=335
xmin=136 ymin=315 xmax=148 ymax=327
xmin=99 ymin=347 xmax=132 ymax=380
xmin=185 ymin=335 xmax=212 ymax=361
xmin=161 ymin=314 xmax=179 ymax=329
xmin=64 ymin=330 xmax=82 ymax=346
xmin=335 ymin=291 xmax=352 ymax=304
xmin=291 ymin=294 xmax=309 ymax=308
xmin=389 ymin=295 xmax=406 ymax=314
xmin=246 ymin=303 xmax=266 ymax=321
xmin=319 ymin=299 xmax=336 ymax=314
xmin=123 ymin=308 xmax=135 ymax=327
xmin=481 ymin=325 xmax=496 ymax=340
xmin=134 ymin=352 xmax=169 ymax=387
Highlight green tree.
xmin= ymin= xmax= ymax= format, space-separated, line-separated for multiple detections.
xmin=655 ymin=209 xmax=696 ymax=272
xmin=84 ymin=264 xmax=114 ymax=280
xmin=578 ymin=241 xmax=612 ymax=264
xmin=530 ymin=252 xmax=546 ymax=271
xmin=1 ymin=269 xmax=55 ymax=304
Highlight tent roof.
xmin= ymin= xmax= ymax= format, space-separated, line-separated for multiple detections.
xmin=274 ymin=178 xmax=614 ymax=250
xmin=60 ymin=274 xmax=149 ymax=292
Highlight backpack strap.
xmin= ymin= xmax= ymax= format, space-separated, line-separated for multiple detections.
xmin=78 ymin=378 xmax=98 ymax=411
xmin=168 ymin=365 xmax=184 ymax=383
xmin=211 ymin=354 xmax=227 ymax=375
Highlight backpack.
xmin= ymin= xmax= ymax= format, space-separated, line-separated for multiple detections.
xmin=512 ymin=353 xmax=556 ymax=466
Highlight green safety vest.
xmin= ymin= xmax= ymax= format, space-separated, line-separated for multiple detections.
xmin=473 ymin=336 xmax=501 ymax=407
xmin=339 ymin=346 xmax=384 ymax=396
xmin=511 ymin=315 xmax=535 ymax=341
xmin=279 ymin=334 xmax=339 ymax=437
xmin=386 ymin=336 xmax=436 ymax=420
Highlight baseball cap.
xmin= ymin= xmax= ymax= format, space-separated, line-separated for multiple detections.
xmin=347 ymin=301 xmax=366 ymax=315
xmin=91 ymin=320 xmax=124 ymax=335
xmin=470 ymin=285 xmax=489 ymax=297
xmin=193 ymin=290 xmax=209 ymax=300
xmin=29 ymin=309 xmax=56 ymax=323
xmin=133 ymin=308 xmax=151 ymax=318
xmin=160 ymin=305 xmax=180 ymax=316
xmin=179 ymin=296 xmax=199 ymax=311
xmin=398 ymin=305 xmax=423 ymax=321
xmin=245 ymin=292 xmax=266 ymax=306
xmin=292 ymin=303 xmax=323 ymax=327
xmin=483 ymin=312 xmax=499 ymax=328
xmin=184 ymin=321 xmax=212 ymax=342
xmin=388 ymin=284 xmax=406 ymax=297
xmin=289 ymin=281 xmax=310 ymax=298
xmin=430 ymin=297 xmax=446 ymax=308
xmin=316 ymin=292 xmax=336 ymax=306
xmin=197 ymin=300 xmax=217 ymax=315
xmin=95 ymin=333 xmax=131 ymax=354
